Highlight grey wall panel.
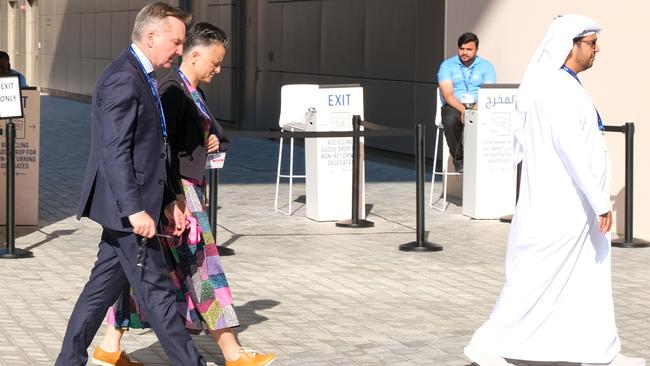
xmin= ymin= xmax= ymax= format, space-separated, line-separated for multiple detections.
xmin=54 ymin=15 xmax=65 ymax=56
xmin=42 ymin=0 xmax=54 ymax=16
xmin=52 ymin=56 xmax=67 ymax=91
xmin=207 ymin=0 xmax=236 ymax=5
xmin=364 ymin=0 xmax=416 ymax=81
xmin=414 ymin=82 xmax=437 ymax=158
xmin=281 ymin=1 xmax=321 ymax=74
xmin=111 ymin=12 xmax=130 ymax=58
xmin=361 ymin=79 xmax=416 ymax=154
xmin=64 ymin=13 xmax=81 ymax=58
xmin=81 ymin=1 xmax=96 ymax=13
xmin=252 ymin=0 xmax=444 ymax=157
xmin=81 ymin=58 xmax=97 ymax=95
xmin=95 ymin=13 xmax=112 ymax=59
xmin=414 ymin=0 xmax=444 ymax=83
xmin=262 ymin=3 xmax=283 ymax=70
xmin=67 ymin=57 xmax=82 ymax=94
xmin=206 ymin=4 xmax=234 ymax=67
xmin=112 ymin=0 xmax=130 ymax=12
xmin=39 ymin=55 xmax=53 ymax=89
xmin=41 ymin=15 xmax=55 ymax=55
xmin=280 ymin=72 xmax=322 ymax=86
xmin=321 ymin=0 xmax=365 ymax=77
xmin=128 ymin=0 xmax=150 ymax=11
xmin=202 ymin=68 xmax=234 ymax=122
xmin=81 ymin=13 xmax=96 ymax=58
xmin=256 ymin=71 xmax=283 ymax=131
xmin=96 ymin=0 xmax=113 ymax=13
xmin=70 ymin=0 xmax=82 ymax=14
xmin=95 ymin=59 xmax=111 ymax=79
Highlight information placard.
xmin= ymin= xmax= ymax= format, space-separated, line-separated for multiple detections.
xmin=462 ymin=86 xmax=518 ymax=219
xmin=1 ymin=88 xmax=40 ymax=225
xmin=0 ymin=76 xmax=23 ymax=119
xmin=305 ymin=85 xmax=365 ymax=221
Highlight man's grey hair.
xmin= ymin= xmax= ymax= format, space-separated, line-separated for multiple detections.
xmin=131 ymin=2 xmax=191 ymax=42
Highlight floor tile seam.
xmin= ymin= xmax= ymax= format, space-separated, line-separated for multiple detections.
xmin=0 ymin=314 xmax=42 ymax=361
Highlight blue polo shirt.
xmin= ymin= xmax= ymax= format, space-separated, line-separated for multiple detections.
xmin=8 ymin=69 xmax=27 ymax=88
xmin=437 ymin=55 xmax=496 ymax=105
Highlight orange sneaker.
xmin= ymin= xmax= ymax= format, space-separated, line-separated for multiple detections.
xmin=91 ymin=346 xmax=144 ymax=366
xmin=225 ymin=347 xmax=276 ymax=366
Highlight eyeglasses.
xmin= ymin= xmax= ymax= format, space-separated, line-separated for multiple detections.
xmin=576 ymin=39 xmax=597 ymax=49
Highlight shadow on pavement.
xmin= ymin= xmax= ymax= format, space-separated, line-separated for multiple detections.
xmin=129 ymin=299 xmax=280 ymax=365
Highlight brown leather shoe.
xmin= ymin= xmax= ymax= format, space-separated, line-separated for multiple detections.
xmin=225 ymin=347 xmax=276 ymax=366
xmin=91 ymin=346 xmax=144 ymax=366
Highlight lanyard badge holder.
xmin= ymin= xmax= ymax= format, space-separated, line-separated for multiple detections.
xmin=460 ymin=64 xmax=476 ymax=109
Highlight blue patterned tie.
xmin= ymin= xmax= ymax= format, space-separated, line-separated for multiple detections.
xmin=148 ymin=71 xmax=158 ymax=89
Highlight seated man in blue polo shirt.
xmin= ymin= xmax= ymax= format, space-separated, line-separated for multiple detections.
xmin=437 ymin=32 xmax=496 ymax=172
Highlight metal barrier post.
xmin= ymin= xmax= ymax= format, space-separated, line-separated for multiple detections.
xmin=400 ymin=123 xmax=443 ymax=252
xmin=208 ymin=169 xmax=235 ymax=255
xmin=336 ymin=115 xmax=374 ymax=228
xmin=611 ymin=122 xmax=649 ymax=248
xmin=1 ymin=119 xmax=33 ymax=259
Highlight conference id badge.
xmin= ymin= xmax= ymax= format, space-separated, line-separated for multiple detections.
xmin=460 ymin=93 xmax=475 ymax=105
xmin=205 ymin=152 xmax=226 ymax=169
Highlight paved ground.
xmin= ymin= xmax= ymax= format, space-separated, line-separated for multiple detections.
xmin=0 ymin=96 xmax=648 ymax=365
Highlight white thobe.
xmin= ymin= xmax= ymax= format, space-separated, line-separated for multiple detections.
xmin=468 ymin=69 xmax=620 ymax=363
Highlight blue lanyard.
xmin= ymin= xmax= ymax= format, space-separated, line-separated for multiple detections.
xmin=459 ymin=64 xmax=474 ymax=93
xmin=561 ymin=65 xmax=604 ymax=131
xmin=177 ymin=68 xmax=211 ymax=120
xmin=128 ymin=46 xmax=168 ymax=138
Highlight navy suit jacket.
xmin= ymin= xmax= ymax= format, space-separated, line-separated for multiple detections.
xmin=77 ymin=49 xmax=174 ymax=232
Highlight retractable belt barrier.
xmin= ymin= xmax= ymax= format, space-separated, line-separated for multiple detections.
xmin=216 ymin=116 xmax=442 ymax=253
xmin=1 ymin=119 xmax=34 ymax=259
xmin=603 ymin=123 xmax=649 ymax=248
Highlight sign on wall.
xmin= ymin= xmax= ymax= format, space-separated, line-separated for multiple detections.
xmin=0 ymin=88 xmax=40 ymax=225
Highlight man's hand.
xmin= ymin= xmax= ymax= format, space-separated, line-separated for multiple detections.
xmin=164 ymin=195 xmax=189 ymax=236
xmin=206 ymin=134 xmax=220 ymax=153
xmin=128 ymin=211 xmax=156 ymax=238
xmin=598 ymin=211 xmax=612 ymax=234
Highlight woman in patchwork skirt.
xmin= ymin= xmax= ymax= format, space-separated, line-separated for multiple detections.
xmin=91 ymin=23 xmax=276 ymax=366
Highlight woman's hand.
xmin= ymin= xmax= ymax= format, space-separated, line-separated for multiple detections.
xmin=206 ymin=134 xmax=220 ymax=153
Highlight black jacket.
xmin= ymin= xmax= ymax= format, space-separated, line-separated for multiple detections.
xmin=159 ymin=69 xmax=229 ymax=195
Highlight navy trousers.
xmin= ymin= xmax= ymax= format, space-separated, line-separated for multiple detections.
xmin=56 ymin=228 xmax=206 ymax=366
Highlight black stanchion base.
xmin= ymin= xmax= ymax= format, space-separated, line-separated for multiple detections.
xmin=335 ymin=219 xmax=375 ymax=228
xmin=0 ymin=247 xmax=34 ymax=259
xmin=612 ymin=237 xmax=650 ymax=248
xmin=499 ymin=214 xmax=513 ymax=223
xmin=217 ymin=246 xmax=236 ymax=256
xmin=399 ymin=241 xmax=443 ymax=252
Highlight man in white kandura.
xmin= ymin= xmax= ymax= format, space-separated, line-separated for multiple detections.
xmin=464 ymin=14 xmax=646 ymax=366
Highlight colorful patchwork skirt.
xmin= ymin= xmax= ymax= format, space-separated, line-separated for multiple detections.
xmin=108 ymin=178 xmax=239 ymax=334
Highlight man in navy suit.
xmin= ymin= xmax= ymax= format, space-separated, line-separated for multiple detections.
xmin=56 ymin=3 xmax=207 ymax=365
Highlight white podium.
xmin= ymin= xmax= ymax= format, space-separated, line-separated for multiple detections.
xmin=462 ymin=85 xmax=518 ymax=219
xmin=305 ymin=85 xmax=365 ymax=221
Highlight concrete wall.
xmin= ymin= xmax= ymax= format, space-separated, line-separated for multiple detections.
xmin=189 ymin=0 xmax=239 ymax=126
xmin=255 ymin=0 xmax=446 ymax=154
xmin=36 ymin=0 xmax=175 ymax=96
xmin=445 ymin=0 xmax=650 ymax=238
